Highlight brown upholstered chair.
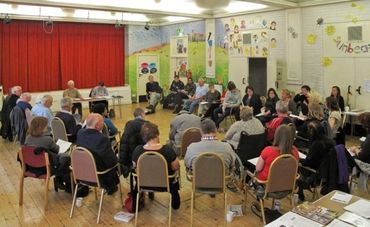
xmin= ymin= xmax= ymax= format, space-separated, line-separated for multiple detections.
xmin=69 ymin=146 xmax=122 ymax=224
xmin=180 ymin=127 xmax=201 ymax=158
xmin=245 ymin=154 xmax=299 ymax=225
xmin=18 ymin=146 xmax=52 ymax=211
xmin=189 ymin=152 xmax=227 ymax=227
xmin=51 ymin=117 xmax=70 ymax=142
xmin=134 ymin=151 xmax=176 ymax=227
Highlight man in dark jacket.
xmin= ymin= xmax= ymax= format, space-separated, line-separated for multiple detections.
xmin=163 ymin=75 xmax=184 ymax=109
xmin=76 ymin=113 xmax=119 ymax=194
xmin=145 ymin=75 xmax=162 ymax=114
xmin=1 ymin=85 xmax=22 ymax=141
xmin=55 ymin=97 xmax=82 ymax=143
xmin=119 ymin=108 xmax=148 ymax=177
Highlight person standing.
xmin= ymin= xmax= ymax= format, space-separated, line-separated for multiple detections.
xmin=1 ymin=85 xmax=22 ymax=141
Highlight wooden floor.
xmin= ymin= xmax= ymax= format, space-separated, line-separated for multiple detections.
xmin=0 ymin=102 xmax=369 ymax=227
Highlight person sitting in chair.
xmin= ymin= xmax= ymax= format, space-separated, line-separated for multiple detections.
xmin=266 ymin=101 xmax=292 ymax=141
xmin=182 ymin=78 xmax=208 ymax=114
xmin=145 ymin=75 xmax=162 ymax=114
xmin=132 ymin=122 xmax=181 ymax=209
xmin=76 ymin=113 xmax=120 ymax=195
xmin=162 ymin=75 xmax=184 ymax=109
xmin=55 ymin=97 xmax=83 ymax=143
xmin=63 ymin=80 xmax=83 ymax=117
xmin=172 ymin=77 xmax=196 ymax=114
xmin=92 ymin=103 xmax=118 ymax=137
xmin=198 ymin=82 xmax=221 ymax=119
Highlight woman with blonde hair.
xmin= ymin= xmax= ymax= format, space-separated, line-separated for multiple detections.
xmin=281 ymin=89 xmax=297 ymax=114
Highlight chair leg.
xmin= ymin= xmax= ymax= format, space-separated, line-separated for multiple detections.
xmin=44 ymin=176 xmax=50 ymax=211
xmin=96 ymin=188 xmax=105 ymax=224
xmin=135 ymin=190 xmax=140 ymax=227
xmin=19 ymin=175 xmax=24 ymax=206
xmin=168 ymin=193 xmax=172 ymax=227
xmin=94 ymin=187 xmax=98 ymax=200
xmin=118 ymin=182 xmax=123 ymax=205
xmin=271 ymin=198 xmax=275 ymax=210
xmin=224 ymin=192 xmax=227 ymax=227
xmin=244 ymin=185 xmax=248 ymax=209
xmin=190 ymin=192 xmax=194 ymax=227
xmin=70 ymin=172 xmax=74 ymax=196
xmin=70 ymin=184 xmax=79 ymax=218
xmin=260 ymin=199 xmax=266 ymax=225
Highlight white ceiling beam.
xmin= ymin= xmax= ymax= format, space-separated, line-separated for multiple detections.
xmin=0 ymin=0 xmax=213 ymax=19
xmin=298 ymin=0 xmax=352 ymax=7
xmin=242 ymin=0 xmax=298 ymax=8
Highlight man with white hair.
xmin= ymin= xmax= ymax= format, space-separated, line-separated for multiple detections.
xmin=1 ymin=85 xmax=22 ymax=141
xmin=55 ymin=97 xmax=82 ymax=142
xmin=182 ymin=78 xmax=208 ymax=114
xmin=63 ymin=80 xmax=83 ymax=116
xmin=76 ymin=113 xmax=119 ymax=194
xmin=16 ymin=92 xmax=32 ymax=111
xmin=266 ymin=100 xmax=292 ymax=141
xmin=32 ymin=94 xmax=54 ymax=128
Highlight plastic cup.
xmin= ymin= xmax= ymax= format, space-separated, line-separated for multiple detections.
xmin=345 ymin=106 xmax=350 ymax=112
xmin=75 ymin=197 xmax=83 ymax=208
xmin=226 ymin=211 xmax=234 ymax=223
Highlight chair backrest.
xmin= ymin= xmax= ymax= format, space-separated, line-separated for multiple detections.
xmin=19 ymin=146 xmax=48 ymax=169
xmin=236 ymin=131 xmax=266 ymax=167
xmin=136 ymin=152 xmax=169 ymax=190
xmin=265 ymin=154 xmax=298 ymax=194
xmin=193 ymin=152 xmax=225 ymax=193
xmin=102 ymin=123 xmax=110 ymax=137
xmin=51 ymin=117 xmax=68 ymax=142
xmin=70 ymin=146 xmax=100 ymax=187
xmin=181 ymin=127 xmax=201 ymax=157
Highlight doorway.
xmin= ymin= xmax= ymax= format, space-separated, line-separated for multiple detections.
xmin=248 ymin=58 xmax=267 ymax=96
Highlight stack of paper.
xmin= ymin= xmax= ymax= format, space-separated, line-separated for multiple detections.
xmin=227 ymin=205 xmax=243 ymax=216
xmin=344 ymin=199 xmax=370 ymax=218
xmin=339 ymin=211 xmax=370 ymax=227
xmin=330 ymin=191 xmax=353 ymax=204
xmin=56 ymin=139 xmax=72 ymax=154
xmin=114 ymin=211 xmax=135 ymax=223
xmin=265 ymin=211 xmax=323 ymax=227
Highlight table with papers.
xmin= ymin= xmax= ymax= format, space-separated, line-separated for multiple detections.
xmin=267 ymin=190 xmax=370 ymax=227
xmin=247 ymin=152 xmax=307 ymax=166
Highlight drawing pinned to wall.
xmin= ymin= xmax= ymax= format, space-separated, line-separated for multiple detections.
xmin=229 ymin=24 xmax=243 ymax=56
xmin=139 ymin=62 xmax=158 ymax=76
xmin=306 ymin=34 xmax=317 ymax=45
xmin=270 ymin=38 xmax=277 ymax=48
xmin=176 ymin=27 xmax=184 ymax=36
xmin=322 ymin=57 xmax=332 ymax=67
xmin=176 ymin=59 xmax=188 ymax=77
xmin=270 ymin=21 xmax=277 ymax=30
xmin=250 ymin=29 xmax=269 ymax=57
xmin=170 ymin=36 xmax=188 ymax=57
xmin=325 ymin=25 xmax=336 ymax=36
xmin=240 ymin=20 xmax=246 ymax=29
xmin=262 ymin=19 xmax=268 ymax=28
xmin=316 ymin=17 xmax=324 ymax=26
xmin=206 ymin=19 xmax=215 ymax=78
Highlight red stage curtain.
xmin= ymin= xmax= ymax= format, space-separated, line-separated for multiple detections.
xmin=0 ymin=20 xmax=124 ymax=93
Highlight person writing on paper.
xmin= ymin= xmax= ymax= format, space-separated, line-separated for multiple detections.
xmin=224 ymin=106 xmax=265 ymax=149
xmin=90 ymin=81 xmax=109 ymax=112
xmin=55 ymin=97 xmax=82 ymax=143
xmin=297 ymin=121 xmax=334 ymax=201
xmin=330 ymin=86 xmax=345 ymax=112
xmin=294 ymin=85 xmax=311 ymax=116
xmin=24 ymin=117 xmax=71 ymax=191
xmin=349 ymin=113 xmax=370 ymax=163
xmin=198 ymin=82 xmax=221 ymax=119
xmin=63 ymin=80 xmax=83 ymax=117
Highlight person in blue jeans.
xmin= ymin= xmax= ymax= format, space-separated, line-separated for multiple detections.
xmin=183 ymin=78 xmax=208 ymax=114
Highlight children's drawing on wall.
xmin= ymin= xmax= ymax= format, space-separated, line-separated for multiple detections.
xmin=240 ymin=20 xmax=246 ymax=29
xmin=262 ymin=19 xmax=268 ymax=28
xmin=230 ymin=18 xmax=236 ymax=29
xmin=261 ymin=31 xmax=268 ymax=42
xmin=171 ymin=36 xmax=188 ymax=57
xmin=252 ymin=34 xmax=259 ymax=44
xmin=177 ymin=39 xmax=185 ymax=54
xmin=225 ymin=23 xmax=230 ymax=33
xmin=229 ymin=25 xmax=243 ymax=56
xmin=270 ymin=21 xmax=277 ymax=30
xmin=270 ymin=38 xmax=277 ymax=48
xmin=325 ymin=25 xmax=336 ymax=36
xmin=176 ymin=59 xmax=188 ymax=77
xmin=249 ymin=29 xmax=268 ymax=57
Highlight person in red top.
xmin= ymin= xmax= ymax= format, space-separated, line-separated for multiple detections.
xmin=256 ymin=124 xmax=299 ymax=181
xmin=266 ymin=100 xmax=292 ymax=141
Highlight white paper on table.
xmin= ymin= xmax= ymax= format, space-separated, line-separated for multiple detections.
xmin=339 ymin=211 xmax=370 ymax=227
xmin=200 ymin=101 xmax=208 ymax=105
xmin=344 ymin=199 xmax=370 ymax=218
xmin=360 ymin=137 xmax=366 ymax=142
xmin=83 ymin=97 xmax=92 ymax=100
xmin=299 ymin=152 xmax=306 ymax=159
xmin=56 ymin=139 xmax=72 ymax=154
xmin=265 ymin=211 xmax=323 ymax=227
xmin=248 ymin=157 xmax=259 ymax=166
xmin=330 ymin=191 xmax=353 ymax=204
xmin=255 ymin=112 xmax=264 ymax=117
xmin=290 ymin=114 xmax=306 ymax=121
xmin=327 ymin=218 xmax=354 ymax=227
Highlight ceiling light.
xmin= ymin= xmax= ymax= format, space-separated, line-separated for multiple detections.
xmin=40 ymin=6 xmax=64 ymax=17
xmin=165 ymin=16 xmax=192 ymax=22
xmin=224 ymin=1 xmax=267 ymax=13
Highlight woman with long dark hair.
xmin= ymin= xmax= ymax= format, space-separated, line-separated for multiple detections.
xmin=330 ymin=86 xmax=345 ymax=111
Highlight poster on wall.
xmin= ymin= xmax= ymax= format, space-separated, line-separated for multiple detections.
xmin=170 ymin=36 xmax=188 ymax=57
xmin=206 ymin=19 xmax=215 ymax=78
xmin=323 ymin=22 xmax=370 ymax=57
xmin=242 ymin=29 xmax=269 ymax=57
